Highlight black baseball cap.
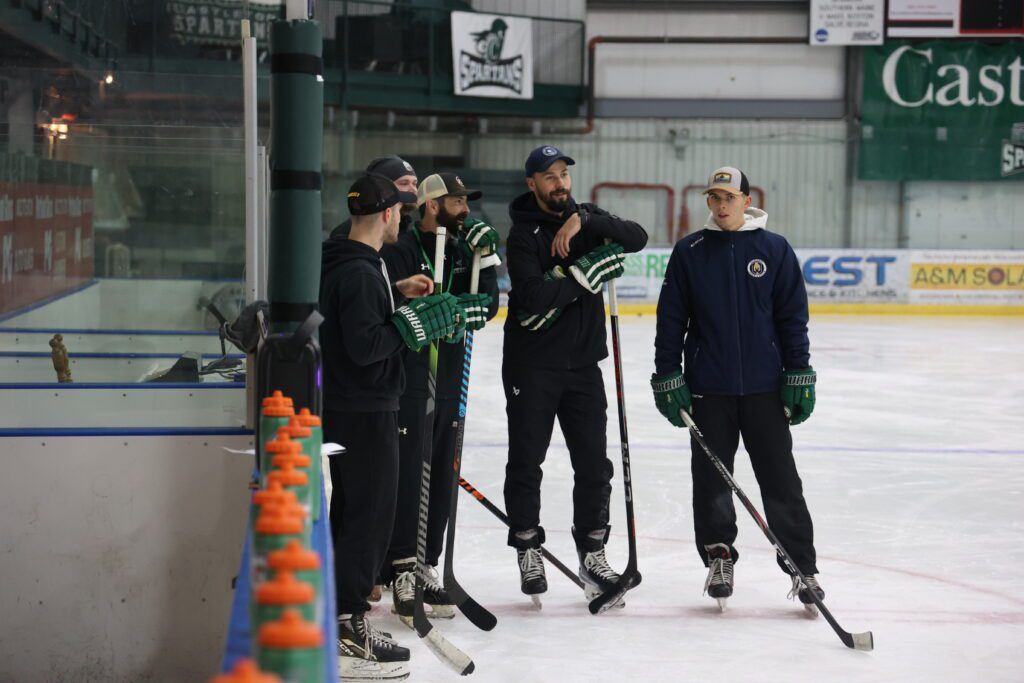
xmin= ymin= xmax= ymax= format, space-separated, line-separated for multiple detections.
xmin=365 ymin=154 xmax=417 ymax=183
xmin=416 ymin=172 xmax=482 ymax=207
xmin=347 ymin=173 xmax=405 ymax=216
xmin=524 ymin=145 xmax=575 ymax=176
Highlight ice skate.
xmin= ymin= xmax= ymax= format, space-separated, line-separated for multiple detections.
xmin=512 ymin=528 xmax=547 ymax=607
xmin=788 ymin=574 xmax=825 ymax=617
xmin=391 ymin=558 xmax=454 ymax=625
xmin=575 ymin=527 xmax=625 ymax=609
xmin=703 ymin=543 xmax=734 ymax=612
xmin=337 ymin=612 xmax=410 ymax=681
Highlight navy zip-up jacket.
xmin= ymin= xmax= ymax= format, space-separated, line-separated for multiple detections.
xmin=654 ymin=208 xmax=810 ymax=395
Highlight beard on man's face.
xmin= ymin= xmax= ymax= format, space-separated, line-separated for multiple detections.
xmin=539 ymin=187 xmax=570 ymax=213
xmin=438 ymin=204 xmax=469 ymax=233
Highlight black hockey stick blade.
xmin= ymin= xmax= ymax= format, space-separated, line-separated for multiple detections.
xmin=446 ymin=582 xmax=497 ymax=631
xmin=587 ymin=569 xmax=643 ymax=615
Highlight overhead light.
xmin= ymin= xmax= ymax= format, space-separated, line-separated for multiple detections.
xmin=104 ymin=73 xmax=114 ymax=85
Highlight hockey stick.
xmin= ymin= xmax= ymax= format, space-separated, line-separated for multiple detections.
xmin=413 ymin=226 xmax=475 ymax=675
xmin=442 ymin=252 xmax=498 ymax=631
xmin=458 ymin=476 xmax=585 ymax=590
xmin=588 ymin=274 xmax=643 ymax=615
xmin=680 ymin=409 xmax=874 ymax=652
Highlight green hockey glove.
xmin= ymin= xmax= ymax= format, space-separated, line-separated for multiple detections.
xmin=568 ymin=242 xmax=626 ymax=293
xmin=780 ymin=367 xmax=816 ymax=426
xmin=391 ymin=292 xmax=460 ymax=351
xmin=651 ymin=370 xmax=690 ymax=428
xmin=463 ymin=218 xmax=500 ymax=255
xmin=516 ymin=266 xmax=568 ymax=331
xmin=457 ymin=292 xmax=493 ymax=331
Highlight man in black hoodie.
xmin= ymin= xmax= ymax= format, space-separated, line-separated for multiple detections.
xmin=502 ymin=145 xmax=648 ymax=606
xmin=319 ymin=173 xmax=465 ymax=680
xmin=379 ymin=172 xmax=500 ymax=619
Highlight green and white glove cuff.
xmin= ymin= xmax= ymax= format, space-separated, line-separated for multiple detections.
xmin=784 ymin=369 xmax=817 ymax=386
xmin=651 ymin=371 xmax=685 ymax=392
xmin=569 ymin=247 xmax=626 ymax=294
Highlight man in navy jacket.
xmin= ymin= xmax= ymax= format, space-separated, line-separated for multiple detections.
xmin=651 ymin=166 xmax=822 ymax=613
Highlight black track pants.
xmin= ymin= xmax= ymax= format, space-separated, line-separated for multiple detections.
xmin=387 ymin=395 xmax=459 ymax=567
xmin=690 ymin=392 xmax=818 ymax=575
xmin=325 ymin=409 xmax=399 ymax=615
xmin=503 ymin=362 xmax=613 ymax=540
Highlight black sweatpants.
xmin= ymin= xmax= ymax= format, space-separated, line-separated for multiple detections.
xmin=325 ymin=409 xmax=399 ymax=615
xmin=503 ymin=362 xmax=613 ymax=543
xmin=388 ymin=395 xmax=459 ymax=567
xmin=690 ymin=392 xmax=818 ymax=576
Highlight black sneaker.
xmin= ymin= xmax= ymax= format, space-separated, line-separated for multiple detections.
xmin=789 ymin=574 xmax=825 ymax=616
xmin=704 ymin=543 xmax=734 ymax=611
xmin=337 ymin=612 xmax=410 ymax=681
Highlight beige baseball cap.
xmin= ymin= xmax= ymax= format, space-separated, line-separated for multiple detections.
xmin=416 ymin=172 xmax=482 ymax=207
xmin=704 ymin=166 xmax=750 ymax=196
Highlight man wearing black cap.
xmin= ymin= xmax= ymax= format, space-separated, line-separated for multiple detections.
xmin=320 ymin=173 xmax=466 ymax=679
xmin=651 ymin=165 xmax=822 ymax=614
xmin=503 ymin=145 xmax=648 ymax=607
xmin=328 ymin=154 xmax=418 ymax=241
xmin=379 ymin=172 xmax=500 ymax=620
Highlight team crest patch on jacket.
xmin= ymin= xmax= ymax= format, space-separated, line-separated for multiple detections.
xmin=747 ymin=259 xmax=767 ymax=278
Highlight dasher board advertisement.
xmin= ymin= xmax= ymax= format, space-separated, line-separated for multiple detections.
xmin=451 ymin=12 xmax=534 ymax=100
xmin=810 ymin=0 xmax=884 ymax=45
xmin=888 ymin=0 xmax=1024 ymax=37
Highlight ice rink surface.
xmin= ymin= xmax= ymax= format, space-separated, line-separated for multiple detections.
xmin=328 ymin=314 xmax=1024 ymax=682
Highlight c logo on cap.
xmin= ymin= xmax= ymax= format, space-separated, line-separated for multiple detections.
xmin=542 ymin=146 xmax=558 ymax=156
xmin=402 ymin=161 xmax=414 ymax=173
xmin=347 ymin=192 xmax=360 ymax=198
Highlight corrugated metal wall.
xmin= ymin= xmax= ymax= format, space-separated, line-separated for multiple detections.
xmin=330 ymin=118 xmax=1024 ymax=250
xmin=469 ymin=119 xmax=850 ymax=247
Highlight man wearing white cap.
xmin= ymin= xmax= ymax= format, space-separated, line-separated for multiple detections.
xmin=651 ymin=166 xmax=823 ymax=614
xmin=379 ymin=172 xmax=500 ymax=620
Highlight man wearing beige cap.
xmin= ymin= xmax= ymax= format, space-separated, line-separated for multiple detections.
xmin=379 ymin=172 xmax=500 ymax=620
xmin=650 ymin=166 xmax=823 ymax=614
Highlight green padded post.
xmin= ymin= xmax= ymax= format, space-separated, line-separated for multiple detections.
xmin=268 ymin=19 xmax=323 ymax=334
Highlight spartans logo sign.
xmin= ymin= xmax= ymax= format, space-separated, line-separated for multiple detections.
xmin=1002 ymin=123 xmax=1024 ymax=177
xmin=451 ymin=12 xmax=533 ymax=100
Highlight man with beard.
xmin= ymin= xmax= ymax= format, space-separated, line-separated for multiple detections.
xmin=379 ymin=172 xmax=500 ymax=619
xmin=503 ymin=145 xmax=648 ymax=607
xmin=329 ymin=154 xmax=418 ymax=241
xmin=320 ymin=173 xmax=465 ymax=680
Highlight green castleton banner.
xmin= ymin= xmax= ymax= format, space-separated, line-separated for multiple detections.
xmin=859 ymin=40 xmax=1024 ymax=181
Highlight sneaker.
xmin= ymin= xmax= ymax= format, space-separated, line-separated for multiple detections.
xmin=337 ymin=612 xmax=409 ymax=680
xmin=788 ymin=574 xmax=825 ymax=616
xmin=574 ymin=527 xmax=624 ymax=607
xmin=512 ymin=529 xmax=547 ymax=596
xmin=703 ymin=543 xmax=734 ymax=611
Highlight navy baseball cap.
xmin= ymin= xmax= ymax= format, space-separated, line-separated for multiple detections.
xmin=365 ymin=154 xmax=417 ymax=182
xmin=347 ymin=173 xmax=404 ymax=216
xmin=524 ymin=145 xmax=575 ymax=176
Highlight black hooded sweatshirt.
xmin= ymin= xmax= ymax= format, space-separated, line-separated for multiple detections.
xmin=320 ymin=238 xmax=406 ymax=412
xmin=503 ymin=193 xmax=648 ymax=370
xmin=381 ymin=223 xmax=500 ymax=400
